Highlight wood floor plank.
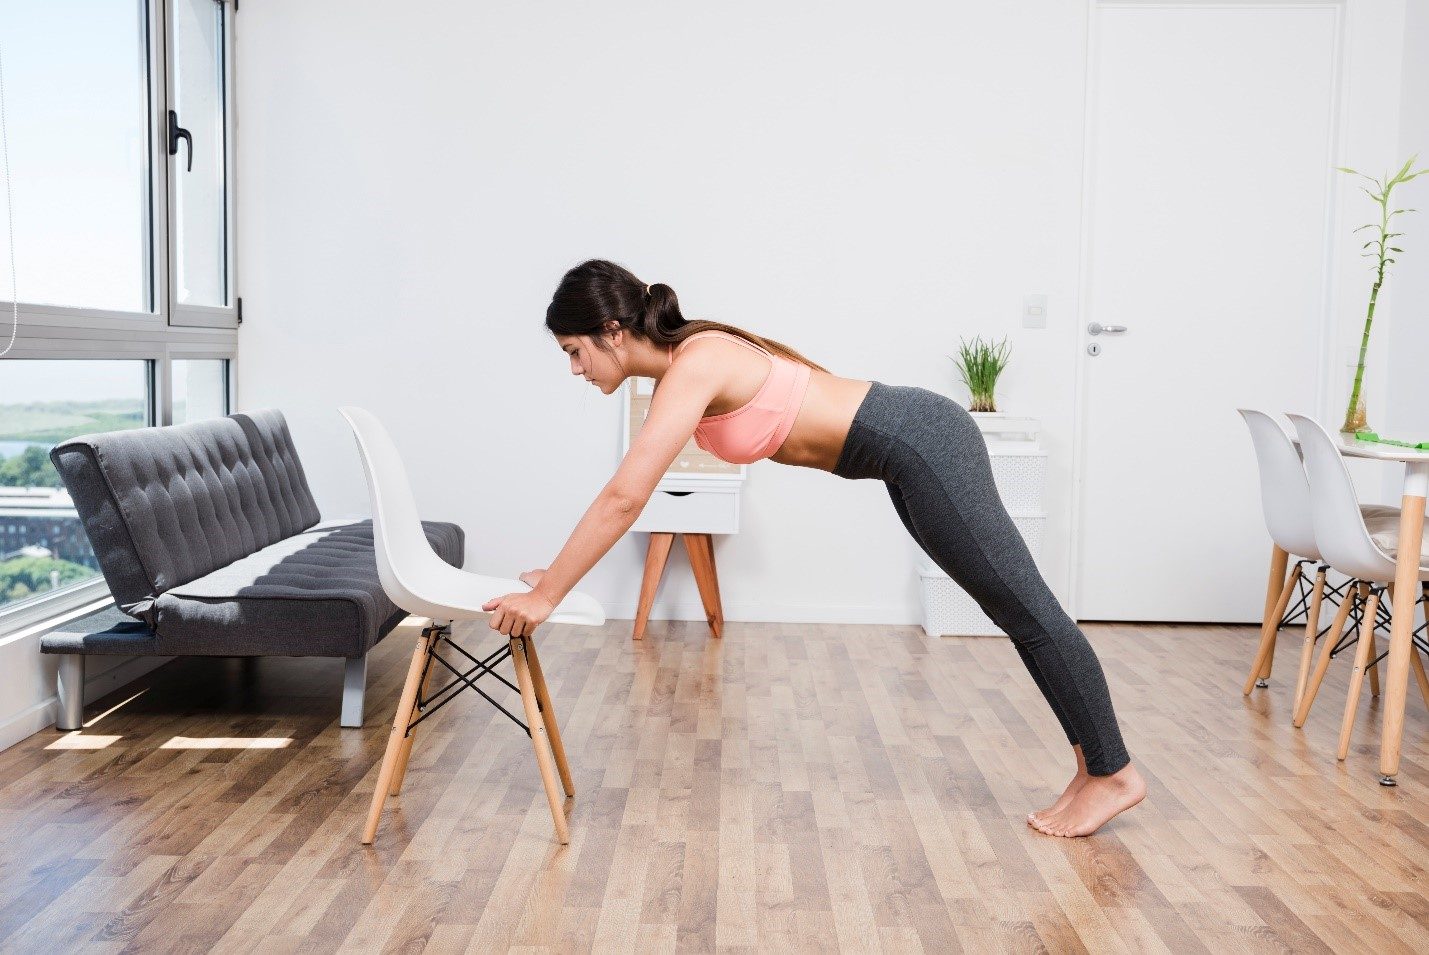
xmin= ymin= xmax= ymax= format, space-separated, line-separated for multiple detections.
xmin=0 ymin=617 xmax=1425 ymax=951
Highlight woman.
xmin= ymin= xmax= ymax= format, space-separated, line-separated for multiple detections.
xmin=483 ymin=259 xmax=1145 ymax=838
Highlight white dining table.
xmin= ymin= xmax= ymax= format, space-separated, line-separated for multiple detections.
xmin=1319 ymin=433 xmax=1429 ymax=784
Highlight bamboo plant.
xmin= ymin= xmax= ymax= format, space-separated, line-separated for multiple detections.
xmin=948 ymin=335 xmax=1010 ymax=413
xmin=1339 ymin=154 xmax=1428 ymax=433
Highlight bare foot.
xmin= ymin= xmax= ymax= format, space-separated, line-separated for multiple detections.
xmin=1027 ymin=744 xmax=1088 ymax=827
xmin=1028 ymin=762 xmax=1145 ymax=837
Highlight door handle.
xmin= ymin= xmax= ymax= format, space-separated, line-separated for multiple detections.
xmin=168 ymin=109 xmax=193 ymax=172
xmin=1087 ymin=322 xmax=1127 ymax=335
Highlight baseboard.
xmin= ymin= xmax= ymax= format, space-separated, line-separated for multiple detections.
xmin=602 ymin=599 xmax=922 ymax=626
xmin=0 ymin=649 xmax=173 ymax=752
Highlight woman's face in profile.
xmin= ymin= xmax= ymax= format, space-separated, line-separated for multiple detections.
xmin=558 ymin=334 xmax=617 ymax=394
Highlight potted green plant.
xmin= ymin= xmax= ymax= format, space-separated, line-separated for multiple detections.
xmin=1338 ymin=154 xmax=1427 ymax=434
xmin=948 ymin=335 xmax=1010 ymax=413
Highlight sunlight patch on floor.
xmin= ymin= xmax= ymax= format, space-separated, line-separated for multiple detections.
xmin=160 ymin=736 xmax=292 ymax=750
xmin=44 ymin=734 xmax=123 ymax=750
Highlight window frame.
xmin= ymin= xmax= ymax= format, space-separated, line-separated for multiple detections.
xmin=0 ymin=0 xmax=240 ymax=636
xmin=167 ymin=0 xmax=239 ymax=328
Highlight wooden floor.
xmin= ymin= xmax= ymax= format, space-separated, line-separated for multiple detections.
xmin=1 ymin=618 xmax=1427 ymax=953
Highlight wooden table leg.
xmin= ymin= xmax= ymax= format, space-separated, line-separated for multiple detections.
xmin=634 ymin=532 xmax=675 ymax=640
xmin=683 ymin=533 xmax=724 ymax=639
xmin=1379 ymin=467 xmax=1428 ymax=784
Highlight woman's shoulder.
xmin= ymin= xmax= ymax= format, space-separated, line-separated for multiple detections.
xmin=674 ymin=329 xmax=765 ymax=355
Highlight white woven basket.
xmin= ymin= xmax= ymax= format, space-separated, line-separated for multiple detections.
xmin=916 ymin=514 xmax=1047 ymax=637
xmin=988 ymin=452 xmax=1047 ymax=513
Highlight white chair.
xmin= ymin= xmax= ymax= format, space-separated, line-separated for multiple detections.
xmin=1287 ymin=413 xmax=1429 ymax=767
xmin=340 ymin=406 xmax=605 ymax=845
xmin=1237 ymin=409 xmax=1388 ymax=712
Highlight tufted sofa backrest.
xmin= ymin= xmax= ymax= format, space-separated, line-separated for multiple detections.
xmin=50 ymin=409 xmax=322 ymax=619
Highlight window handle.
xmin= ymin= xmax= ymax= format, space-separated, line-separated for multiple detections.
xmin=168 ymin=109 xmax=193 ymax=172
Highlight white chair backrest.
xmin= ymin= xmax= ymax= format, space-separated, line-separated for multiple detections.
xmin=1285 ymin=412 xmax=1392 ymax=581
xmin=339 ymin=406 xmax=450 ymax=613
xmin=1236 ymin=408 xmax=1319 ymax=560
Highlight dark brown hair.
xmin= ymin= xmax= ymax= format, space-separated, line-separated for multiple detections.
xmin=544 ymin=258 xmax=829 ymax=374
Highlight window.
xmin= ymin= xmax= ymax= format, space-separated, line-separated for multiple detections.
xmin=172 ymin=358 xmax=228 ymax=423
xmin=0 ymin=0 xmax=154 ymax=313
xmin=169 ymin=0 xmax=234 ymax=321
xmin=0 ymin=360 xmax=151 ymax=612
xmin=0 ymin=0 xmax=238 ymax=633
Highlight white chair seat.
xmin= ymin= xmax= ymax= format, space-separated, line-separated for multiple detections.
xmin=1363 ymin=505 xmax=1429 ymax=565
xmin=414 ymin=559 xmax=605 ymax=625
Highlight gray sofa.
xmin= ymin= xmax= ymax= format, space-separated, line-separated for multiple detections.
xmin=42 ymin=409 xmax=464 ymax=730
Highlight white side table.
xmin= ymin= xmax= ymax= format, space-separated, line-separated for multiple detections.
xmin=622 ymin=377 xmax=745 ymax=640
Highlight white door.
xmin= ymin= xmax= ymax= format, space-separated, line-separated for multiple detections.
xmin=1074 ymin=4 xmax=1340 ymax=622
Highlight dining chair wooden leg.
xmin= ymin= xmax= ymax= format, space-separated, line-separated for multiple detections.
xmin=523 ymin=636 xmax=574 ymax=797
xmin=1246 ymin=559 xmax=1299 ymax=695
xmin=511 ymin=636 xmax=570 ymax=845
xmin=1367 ymin=627 xmax=1382 ymax=699
xmin=1255 ymin=545 xmax=1291 ymax=684
xmin=362 ymin=625 xmax=435 ymax=845
xmin=1293 ymin=581 xmax=1360 ymax=728
xmin=1338 ymin=589 xmax=1382 ymax=760
xmin=1410 ymin=645 xmax=1429 ymax=711
xmin=1293 ymin=566 xmax=1328 ymax=713
xmin=389 ymin=624 xmax=441 ymax=798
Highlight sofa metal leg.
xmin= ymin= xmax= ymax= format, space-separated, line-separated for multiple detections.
xmin=56 ymin=654 xmax=85 ymax=731
xmin=342 ymin=654 xmax=368 ymax=728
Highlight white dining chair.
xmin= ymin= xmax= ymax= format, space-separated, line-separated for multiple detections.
xmin=340 ymin=406 xmax=605 ymax=845
xmin=1287 ymin=413 xmax=1429 ymax=765
xmin=1237 ymin=409 xmax=1388 ymax=711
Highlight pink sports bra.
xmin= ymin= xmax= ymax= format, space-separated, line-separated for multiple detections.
xmin=667 ymin=330 xmax=812 ymax=465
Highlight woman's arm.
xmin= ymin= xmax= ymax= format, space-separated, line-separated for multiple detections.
xmin=532 ymin=354 xmax=721 ymax=608
xmin=529 ymin=489 xmax=642 ymax=609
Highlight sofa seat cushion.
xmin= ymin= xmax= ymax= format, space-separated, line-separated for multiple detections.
xmin=140 ymin=518 xmax=463 ymax=658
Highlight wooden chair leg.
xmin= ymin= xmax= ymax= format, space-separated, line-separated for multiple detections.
xmin=1245 ymin=560 xmax=1299 ymax=695
xmin=511 ymin=637 xmax=570 ymax=845
xmin=523 ymin=636 xmax=574 ymax=797
xmin=389 ymin=625 xmax=440 ymax=797
xmin=1410 ymin=645 xmax=1429 ymax=711
xmin=1367 ymin=628 xmax=1382 ymax=699
xmin=1293 ymin=567 xmax=1328 ymax=714
xmin=1256 ymin=545 xmax=1291 ymax=681
xmin=1293 ymin=581 xmax=1360 ymax=728
xmin=1417 ymin=585 xmax=1429 ymax=711
xmin=1338 ymin=589 xmax=1381 ymax=760
xmin=362 ymin=626 xmax=435 ymax=844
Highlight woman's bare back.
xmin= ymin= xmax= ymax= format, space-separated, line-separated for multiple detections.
xmin=675 ymin=334 xmax=872 ymax=472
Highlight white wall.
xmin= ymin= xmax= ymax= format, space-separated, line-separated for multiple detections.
xmin=1382 ymin=0 xmax=1429 ymax=504
xmin=235 ymin=0 xmax=1416 ymax=625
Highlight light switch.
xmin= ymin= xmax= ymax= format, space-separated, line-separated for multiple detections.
xmin=1023 ymin=294 xmax=1048 ymax=329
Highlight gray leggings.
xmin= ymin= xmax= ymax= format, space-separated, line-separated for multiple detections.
xmin=833 ymin=381 xmax=1131 ymax=776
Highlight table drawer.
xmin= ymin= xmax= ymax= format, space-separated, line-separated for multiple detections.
xmin=631 ymin=488 xmax=740 ymax=534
